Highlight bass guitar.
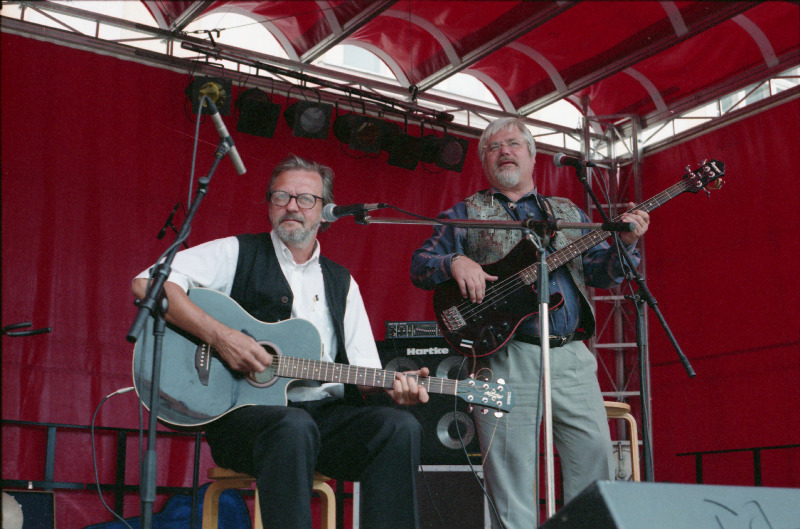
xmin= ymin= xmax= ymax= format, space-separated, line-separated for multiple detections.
xmin=132 ymin=288 xmax=513 ymax=430
xmin=433 ymin=159 xmax=726 ymax=357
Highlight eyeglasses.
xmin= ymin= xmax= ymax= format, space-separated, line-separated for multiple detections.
xmin=484 ymin=139 xmax=526 ymax=154
xmin=268 ymin=191 xmax=322 ymax=209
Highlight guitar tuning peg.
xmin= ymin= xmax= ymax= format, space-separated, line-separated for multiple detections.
xmin=497 ymin=378 xmax=506 ymax=385
xmin=494 ymin=412 xmax=504 ymax=418
xmin=480 ymin=407 xmax=490 ymax=415
xmin=467 ymin=405 xmax=473 ymax=413
xmin=703 ymin=188 xmax=712 ymax=198
xmin=685 ymin=164 xmax=692 ymax=173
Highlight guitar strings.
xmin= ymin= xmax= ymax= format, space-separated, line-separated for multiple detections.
xmin=271 ymin=355 xmax=463 ymax=393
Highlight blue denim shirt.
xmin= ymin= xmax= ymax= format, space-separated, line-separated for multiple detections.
xmin=410 ymin=189 xmax=640 ymax=337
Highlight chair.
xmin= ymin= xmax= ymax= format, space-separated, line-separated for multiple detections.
xmin=202 ymin=466 xmax=336 ymax=529
xmin=604 ymin=401 xmax=640 ymax=481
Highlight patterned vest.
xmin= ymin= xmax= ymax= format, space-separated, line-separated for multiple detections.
xmin=463 ymin=190 xmax=596 ymax=336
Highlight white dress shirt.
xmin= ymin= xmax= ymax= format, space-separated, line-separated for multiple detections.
xmin=136 ymin=231 xmax=381 ymax=401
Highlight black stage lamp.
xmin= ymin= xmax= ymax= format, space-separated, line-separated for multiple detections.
xmin=186 ymin=76 xmax=233 ymax=116
xmin=333 ymin=114 xmax=393 ymax=153
xmin=421 ymin=134 xmax=469 ymax=172
xmin=385 ymin=132 xmax=422 ymax=170
xmin=235 ymin=88 xmax=282 ymax=138
xmin=284 ymin=101 xmax=333 ymax=139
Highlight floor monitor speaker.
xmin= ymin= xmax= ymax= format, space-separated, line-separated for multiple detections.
xmin=539 ymin=480 xmax=800 ymax=529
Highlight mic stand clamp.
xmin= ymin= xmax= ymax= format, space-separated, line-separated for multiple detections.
xmin=354 ymin=211 xmax=371 ymax=225
xmin=573 ymin=164 xmax=694 ymax=483
xmin=126 ymin=136 xmax=230 ymax=529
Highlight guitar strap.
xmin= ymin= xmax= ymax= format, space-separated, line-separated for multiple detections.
xmin=535 ymin=194 xmax=558 ymax=246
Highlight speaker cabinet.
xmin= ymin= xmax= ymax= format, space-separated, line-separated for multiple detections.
xmin=377 ymin=339 xmax=481 ymax=465
xmin=417 ymin=468 xmax=488 ymax=529
xmin=353 ymin=467 xmax=489 ymax=529
xmin=539 ymin=480 xmax=800 ymax=529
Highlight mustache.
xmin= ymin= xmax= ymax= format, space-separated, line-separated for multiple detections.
xmin=496 ymin=157 xmax=517 ymax=168
xmin=279 ymin=213 xmax=305 ymax=225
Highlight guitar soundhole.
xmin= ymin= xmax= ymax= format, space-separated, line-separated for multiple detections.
xmin=246 ymin=341 xmax=280 ymax=388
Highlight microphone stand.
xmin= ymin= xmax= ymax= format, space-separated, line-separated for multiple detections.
xmin=527 ymin=227 xmax=557 ymax=520
xmin=354 ymin=211 xmax=631 ymax=519
xmin=125 ymin=137 xmax=232 ymax=529
xmin=572 ymin=162 xmax=696 ymax=483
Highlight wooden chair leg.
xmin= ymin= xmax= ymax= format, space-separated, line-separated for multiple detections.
xmin=604 ymin=401 xmax=641 ymax=482
xmin=253 ymin=490 xmax=263 ymax=529
xmin=204 ymin=468 xmax=336 ymax=529
xmin=621 ymin=410 xmax=641 ymax=481
xmin=314 ymin=478 xmax=336 ymax=529
xmin=202 ymin=477 xmax=254 ymax=529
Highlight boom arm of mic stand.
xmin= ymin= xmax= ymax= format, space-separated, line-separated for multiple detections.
xmin=354 ymin=215 xmax=618 ymax=233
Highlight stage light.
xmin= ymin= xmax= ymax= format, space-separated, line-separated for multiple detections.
xmin=235 ymin=88 xmax=281 ymax=138
xmin=186 ymin=76 xmax=232 ymax=115
xmin=333 ymin=114 xmax=393 ymax=153
xmin=284 ymin=101 xmax=333 ymax=139
xmin=421 ymin=134 xmax=469 ymax=172
xmin=385 ymin=132 xmax=422 ymax=170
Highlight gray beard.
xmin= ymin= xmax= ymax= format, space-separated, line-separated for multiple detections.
xmin=494 ymin=166 xmax=520 ymax=188
xmin=275 ymin=217 xmax=320 ymax=246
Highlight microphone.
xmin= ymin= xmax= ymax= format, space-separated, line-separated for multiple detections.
xmin=198 ymin=83 xmax=247 ymax=175
xmin=157 ymin=202 xmax=180 ymax=239
xmin=322 ymin=202 xmax=388 ymax=223
xmin=553 ymin=153 xmax=596 ymax=169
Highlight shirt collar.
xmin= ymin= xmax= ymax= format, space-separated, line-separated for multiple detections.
xmin=488 ymin=186 xmax=539 ymax=203
xmin=270 ymin=230 xmax=321 ymax=268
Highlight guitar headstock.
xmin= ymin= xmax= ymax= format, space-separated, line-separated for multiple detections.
xmin=455 ymin=377 xmax=513 ymax=413
xmin=684 ymin=159 xmax=725 ymax=194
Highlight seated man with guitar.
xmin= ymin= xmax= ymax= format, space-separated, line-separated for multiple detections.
xmin=132 ymin=154 xmax=428 ymax=529
xmin=410 ymin=118 xmax=650 ymax=528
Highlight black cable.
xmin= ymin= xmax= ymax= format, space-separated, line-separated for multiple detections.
xmin=453 ymin=356 xmax=507 ymax=529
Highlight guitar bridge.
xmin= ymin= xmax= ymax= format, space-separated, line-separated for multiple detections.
xmin=442 ymin=306 xmax=466 ymax=332
xmin=195 ymin=343 xmax=211 ymax=386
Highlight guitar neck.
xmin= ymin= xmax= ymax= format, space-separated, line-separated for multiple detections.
xmin=273 ymin=355 xmax=460 ymax=396
xmin=529 ymin=177 xmax=696 ymax=278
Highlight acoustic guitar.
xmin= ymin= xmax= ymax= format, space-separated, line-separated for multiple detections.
xmin=132 ymin=288 xmax=513 ymax=429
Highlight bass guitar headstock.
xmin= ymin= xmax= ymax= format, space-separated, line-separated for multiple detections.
xmin=684 ymin=159 xmax=725 ymax=195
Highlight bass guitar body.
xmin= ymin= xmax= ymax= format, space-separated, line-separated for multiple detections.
xmin=433 ymin=238 xmax=563 ymax=358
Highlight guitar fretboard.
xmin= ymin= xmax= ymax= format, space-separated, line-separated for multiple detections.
xmin=273 ymin=355 xmax=461 ymax=395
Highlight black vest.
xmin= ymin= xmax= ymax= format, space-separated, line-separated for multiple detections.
xmin=229 ymin=233 xmax=352 ymax=365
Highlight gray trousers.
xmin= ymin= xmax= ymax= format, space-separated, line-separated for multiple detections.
xmin=472 ymin=339 xmax=614 ymax=529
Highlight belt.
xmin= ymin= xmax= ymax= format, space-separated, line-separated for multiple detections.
xmin=514 ymin=333 xmax=575 ymax=348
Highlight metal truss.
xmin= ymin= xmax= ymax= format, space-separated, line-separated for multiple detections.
xmin=580 ymin=114 xmax=650 ymax=461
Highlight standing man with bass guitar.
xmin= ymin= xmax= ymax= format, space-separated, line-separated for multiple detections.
xmin=410 ymin=117 xmax=650 ymax=528
xmin=132 ymin=154 xmax=428 ymax=529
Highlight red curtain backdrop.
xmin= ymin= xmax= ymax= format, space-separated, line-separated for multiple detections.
xmin=640 ymin=99 xmax=800 ymax=486
xmin=2 ymin=33 xmax=798 ymax=527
